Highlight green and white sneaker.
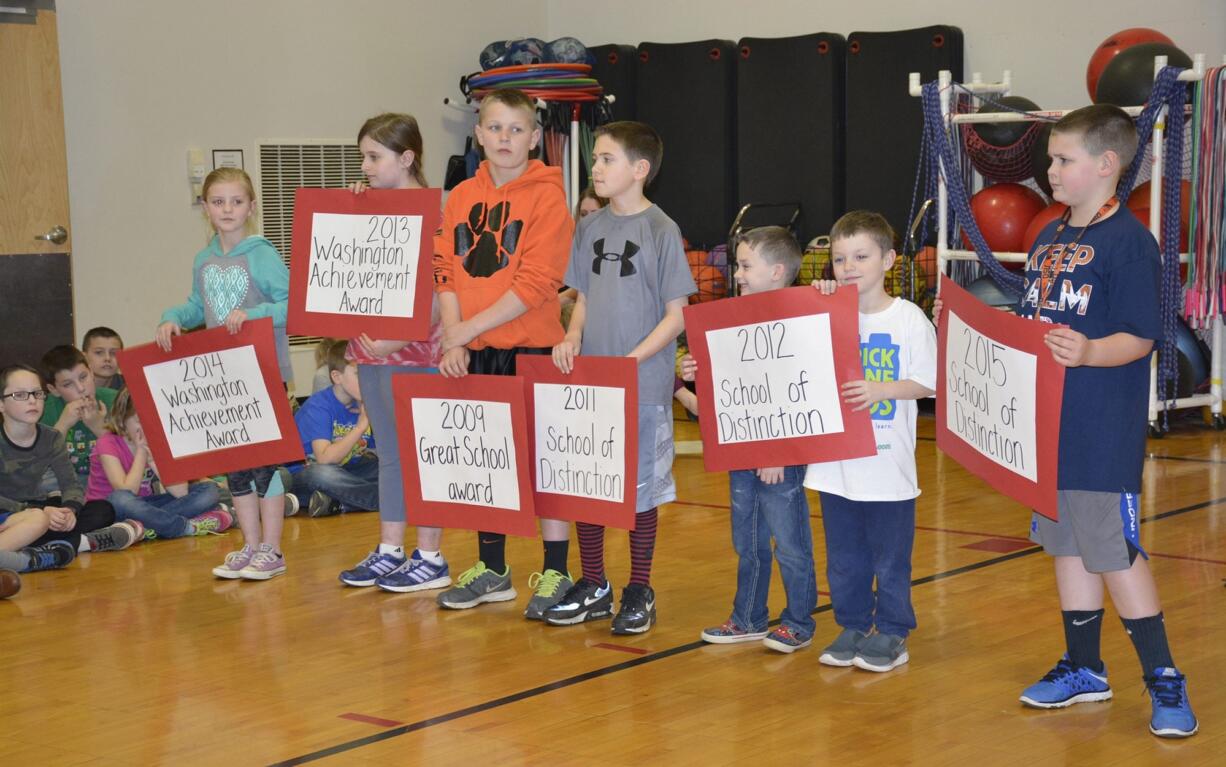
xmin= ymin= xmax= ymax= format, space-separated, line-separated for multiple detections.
xmin=524 ymin=569 xmax=572 ymax=620
xmin=436 ymin=562 xmax=517 ymax=609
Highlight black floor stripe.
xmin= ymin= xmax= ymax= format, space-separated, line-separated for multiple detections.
xmin=268 ymin=494 xmax=1223 ymax=766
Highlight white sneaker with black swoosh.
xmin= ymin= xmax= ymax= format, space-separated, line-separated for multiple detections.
xmin=544 ymin=578 xmax=613 ymax=625
xmin=612 ymin=583 xmax=656 ymax=635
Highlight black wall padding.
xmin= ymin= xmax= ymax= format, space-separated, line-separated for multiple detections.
xmin=845 ymin=26 xmax=963 ymax=241
xmin=589 ymin=44 xmax=637 ymax=121
xmin=636 ymin=40 xmax=736 ymax=248
xmin=0 ymin=252 xmax=74 ymax=366
xmin=736 ymin=33 xmax=845 ymax=244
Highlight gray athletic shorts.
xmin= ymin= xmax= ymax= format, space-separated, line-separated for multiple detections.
xmin=1029 ymin=490 xmax=1143 ymax=573
xmin=636 ymin=404 xmax=676 ymax=513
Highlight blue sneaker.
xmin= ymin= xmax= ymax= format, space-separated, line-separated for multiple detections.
xmin=1020 ymin=655 xmax=1112 ymax=708
xmin=1146 ymin=667 xmax=1198 ymax=738
xmin=18 ymin=540 xmax=76 ymax=572
xmin=376 ymin=551 xmax=451 ymax=593
xmin=338 ymin=549 xmax=406 ymax=587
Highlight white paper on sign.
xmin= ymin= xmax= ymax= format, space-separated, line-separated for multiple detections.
xmin=944 ymin=312 xmax=1038 ymax=482
xmin=706 ymin=314 xmax=843 ymax=445
xmin=145 ymin=345 xmax=282 ymax=458
xmin=412 ymin=398 xmax=521 ymax=510
xmin=305 ymin=212 xmax=422 ymax=317
xmin=533 ymin=383 xmax=626 ymax=503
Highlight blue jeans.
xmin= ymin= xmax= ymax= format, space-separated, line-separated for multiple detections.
xmin=819 ymin=491 xmax=917 ymax=638
xmin=108 ymin=482 xmax=221 ymax=539
xmin=729 ymin=466 xmax=817 ymax=635
xmin=291 ymin=454 xmax=379 ymax=511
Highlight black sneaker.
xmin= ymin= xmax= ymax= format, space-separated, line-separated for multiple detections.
xmin=19 ymin=540 xmax=77 ymax=572
xmin=544 ymin=578 xmax=613 ymax=625
xmin=611 ymin=583 xmax=656 ymax=634
xmin=307 ymin=491 xmax=341 ymax=518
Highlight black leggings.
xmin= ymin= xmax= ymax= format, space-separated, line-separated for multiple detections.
xmin=31 ymin=499 xmax=115 ymax=550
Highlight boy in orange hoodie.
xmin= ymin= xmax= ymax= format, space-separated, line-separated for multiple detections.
xmin=433 ymin=89 xmax=575 ymax=618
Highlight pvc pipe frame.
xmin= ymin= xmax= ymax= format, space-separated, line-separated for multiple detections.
xmin=912 ymin=53 xmax=1225 ymax=428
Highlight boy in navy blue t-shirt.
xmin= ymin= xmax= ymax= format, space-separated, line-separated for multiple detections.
xmin=289 ymin=341 xmax=376 ymax=517
xmin=939 ymin=104 xmax=1197 ymax=738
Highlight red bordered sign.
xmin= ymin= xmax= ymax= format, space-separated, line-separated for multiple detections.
xmin=116 ymin=318 xmax=304 ymax=486
xmin=936 ymin=279 xmax=1065 ymax=520
xmin=517 ymin=355 xmax=639 ymax=530
xmin=392 ymin=373 xmax=537 ymax=537
xmin=683 ymin=285 xmax=875 ymax=472
xmin=287 ymin=187 xmax=442 ymax=340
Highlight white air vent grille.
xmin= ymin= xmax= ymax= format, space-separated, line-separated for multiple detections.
xmin=255 ymin=140 xmax=364 ymax=347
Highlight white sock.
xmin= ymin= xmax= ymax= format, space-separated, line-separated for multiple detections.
xmin=377 ymin=543 xmax=406 ymax=558
xmin=418 ymin=549 xmax=443 ymax=564
xmin=78 ymin=536 xmax=92 ymax=552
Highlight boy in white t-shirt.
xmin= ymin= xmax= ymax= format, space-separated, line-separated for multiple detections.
xmin=809 ymin=210 xmax=937 ymax=673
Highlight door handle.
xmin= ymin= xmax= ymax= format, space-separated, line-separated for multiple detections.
xmin=35 ymin=225 xmax=68 ymax=245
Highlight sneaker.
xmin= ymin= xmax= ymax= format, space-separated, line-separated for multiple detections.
xmin=819 ymin=628 xmax=869 ymax=667
xmin=84 ymin=521 xmax=140 ymax=552
xmin=284 ymin=494 xmax=300 ymax=517
xmin=123 ymin=520 xmax=145 ymax=542
xmin=239 ymin=543 xmax=287 ymax=580
xmin=1146 ymin=667 xmax=1198 ymax=738
xmin=436 ymin=562 xmax=516 ymax=609
xmin=544 ymin=578 xmax=613 ymax=625
xmin=212 ymin=544 xmax=256 ymax=579
xmin=376 ymin=551 xmax=452 ymax=593
xmin=0 ymin=568 xmax=20 ymax=598
xmin=524 ymin=569 xmax=573 ymax=620
xmin=308 ymin=491 xmax=340 ymax=518
xmin=1019 ymin=655 xmax=1112 ymax=708
xmin=852 ymin=632 xmax=909 ymax=672
xmin=763 ymin=625 xmax=813 ymax=654
xmin=18 ymin=540 xmax=76 ymax=572
xmin=338 ymin=549 xmax=407 ymax=587
xmin=189 ymin=507 xmax=234 ymax=535
xmin=611 ymin=583 xmax=656 ymax=635
xmin=700 ymin=620 xmax=769 ymax=644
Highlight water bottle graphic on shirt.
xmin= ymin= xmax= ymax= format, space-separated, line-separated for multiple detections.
xmin=861 ymin=332 xmax=899 ymax=421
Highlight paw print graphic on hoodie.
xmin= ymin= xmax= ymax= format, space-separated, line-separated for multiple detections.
xmin=455 ymin=200 xmax=523 ymax=278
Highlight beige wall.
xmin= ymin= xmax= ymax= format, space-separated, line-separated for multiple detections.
xmin=57 ymin=0 xmax=547 ymax=386
xmin=57 ymin=1 xmax=1223 ymax=388
xmin=546 ymin=0 xmax=1224 ymax=110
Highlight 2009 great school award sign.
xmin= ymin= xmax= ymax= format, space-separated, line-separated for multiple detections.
xmin=287 ymin=187 xmax=442 ymax=340
xmin=936 ymin=279 xmax=1064 ymax=520
xmin=392 ymin=373 xmax=536 ymax=537
xmin=683 ymin=285 xmax=876 ymax=472
xmin=117 ymin=318 xmax=305 ymax=486
xmin=517 ymin=355 xmax=638 ymax=531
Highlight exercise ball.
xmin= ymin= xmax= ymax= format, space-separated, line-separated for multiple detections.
xmin=962 ymin=183 xmax=1048 ymax=253
xmin=972 ymin=96 xmax=1042 ymax=147
xmin=1023 ymin=202 xmax=1070 ymax=252
xmin=965 ymin=275 xmax=1018 ymax=311
xmin=1030 ymin=123 xmax=1054 ymax=196
xmin=1085 ymin=28 xmax=1174 ymax=101
xmin=1126 ymin=180 xmax=1191 ymax=251
xmin=690 ymin=265 xmax=727 ymax=302
xmin=1095 ymin=42 xmax=1192 ymax=107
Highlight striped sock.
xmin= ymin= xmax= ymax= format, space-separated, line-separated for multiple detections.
xmin=576 ymin=522 xmax=605 ymax=583
xmin=628 ymin=507 xmax=658 ymax=586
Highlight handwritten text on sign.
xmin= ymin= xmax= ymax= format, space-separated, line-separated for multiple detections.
xmin=533 ymin=383 xmax=626 ymax=503
xmin=306 ymin=213 xmax=422 ymax=317
xmin=706 ymin=315 xmax=843 ymax=444
xmin=413 ymin=398 xmax=520 ymax=510
xmin=144 ymin=346 xmax=282 ymax=458
xmin=945 ymin=312 xmax=1037 ymax=481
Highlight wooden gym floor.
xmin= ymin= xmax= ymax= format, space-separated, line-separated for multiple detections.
xmin=2 ymin=411 xmax=1222 ymax=766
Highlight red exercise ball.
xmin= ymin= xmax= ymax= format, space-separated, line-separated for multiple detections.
xmin=1085 ymin=27 xmax=1173 ymax=101
xmin=1023 ymin=202 xmax=1069 ymax=252
xmin=962 ymin=183 xmax=1048 ymax=254
xmin=1126 ymin=180 xmax=1190 ymax=251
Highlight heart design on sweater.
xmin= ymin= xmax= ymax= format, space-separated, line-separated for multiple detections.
xmin=202 ymin=264 xmax=249 ymax=321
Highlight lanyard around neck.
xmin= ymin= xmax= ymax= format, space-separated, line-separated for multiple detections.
xmin=1034 ymin=197 xmax=1117 ymax=321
